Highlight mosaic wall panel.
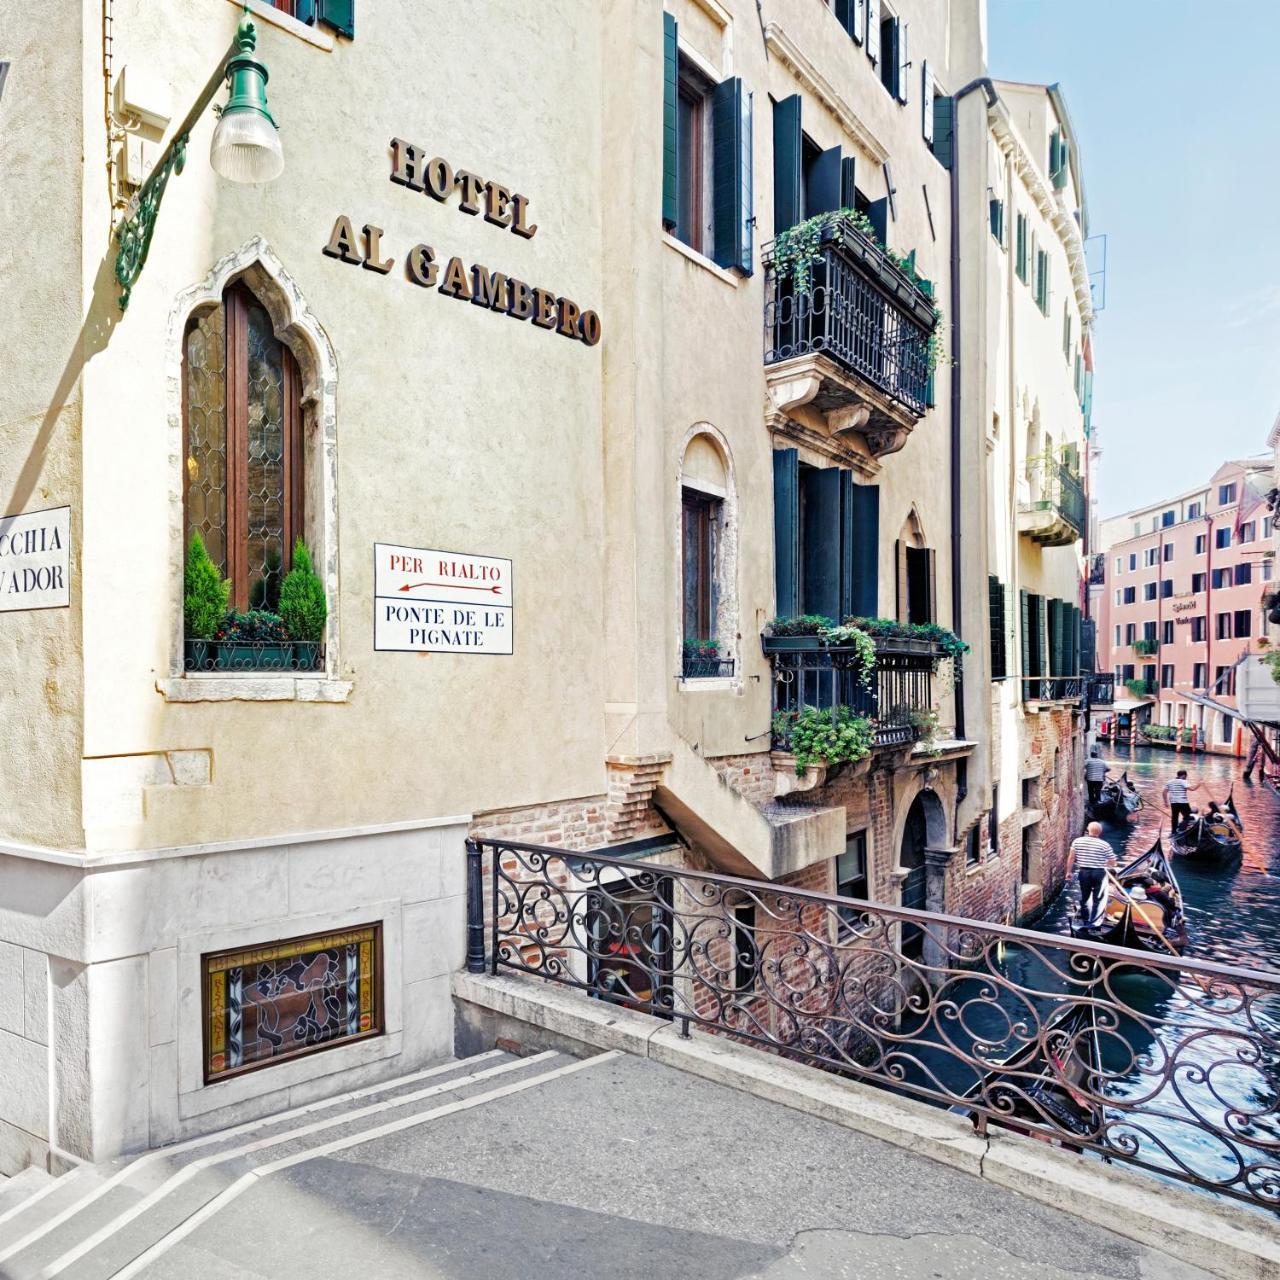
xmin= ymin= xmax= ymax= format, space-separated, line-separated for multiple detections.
xmin=203 ymin=924 xmax=382 ymax=1082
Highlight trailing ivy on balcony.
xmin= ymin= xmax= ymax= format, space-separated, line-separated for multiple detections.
xmin=1133 ymin=637 xmax=1159 ymax=656
xmin=770 ymin=704 xmax=875 ymax=777
xmin=1126 ymin=678 xmax=1158 ymax=698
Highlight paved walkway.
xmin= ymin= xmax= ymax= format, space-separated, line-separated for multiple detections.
xmin=126 ymin=1052 xmax=1209 ymax=1280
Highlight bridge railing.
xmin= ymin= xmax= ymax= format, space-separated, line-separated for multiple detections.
xmin=466 ymin=839 xmax=1280 ymax=1213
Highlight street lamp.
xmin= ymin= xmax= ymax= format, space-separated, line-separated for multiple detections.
xmin=114 ymin=11 xmax=283 ymax=310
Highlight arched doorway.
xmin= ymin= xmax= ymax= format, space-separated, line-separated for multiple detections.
xmin=899 ymin=794 xmax=932 ymax=958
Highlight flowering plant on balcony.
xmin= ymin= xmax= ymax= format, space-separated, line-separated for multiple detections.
xmin=771 ymin=705 xmax=875 ymax=777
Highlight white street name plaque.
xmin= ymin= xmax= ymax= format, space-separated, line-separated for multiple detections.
xmin=374 ymin=542 xmax=512 ymax=655
xmin=0 ymin=506 xmax=70 ymax=612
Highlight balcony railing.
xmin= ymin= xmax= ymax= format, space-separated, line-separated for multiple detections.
xmin=681 ymin=654 xmax=736 ymax=680
xmin=766 ymin=636 xmax=936 ymax=749
xmin=763 ymin=224 xmax=935 ymax=418
xmin=468 ymin=839 xmax=1280 ymax=1213
xmin=1125 ymin=678 xmax=1158 ymax=698
xmin=1085 ymin=672 xmax=1115 ymax=705
xmin=1020 ymin=675 xmax=1083 ymax=704
xmin=1133 ymin=638 xmax=1159 ymax=656
xmin=1018 ymin=459 xmax=1086 ymax=546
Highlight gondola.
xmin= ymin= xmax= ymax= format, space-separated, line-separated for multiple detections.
xmin=951 ymin=1001 xmax=1103 ymax=1147
xmin=1071 ymin=838 xmax=1189 ymax=956
xmin=1170 ymin=791 xmax=1244 ymax=865
xmin=1091 ymin=771 xmax=1142 ymax=823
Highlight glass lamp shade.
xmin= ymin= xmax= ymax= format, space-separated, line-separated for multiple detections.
xmin=210 ymin=108 xmax=284 ymax=184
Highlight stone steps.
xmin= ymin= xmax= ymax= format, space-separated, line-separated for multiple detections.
xmin=0 ymin=1048 xmax=584 ymax=1280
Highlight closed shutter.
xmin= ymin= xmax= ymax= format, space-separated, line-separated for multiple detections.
xmin=922 ymin=61 xmax=934 ymax=145
xmin=897 ymin=21 xmax=909 ymax=104
xmin=1072 ymin=605 xmax=1082 ymax=674
xmin=1081 ymin=618 xmax=1096 ymax=672
xmin=895 ymin=539 xmax=905 ymax=620
xmin=867 ymin=0 xmax=881 ymax=65
xmin=772 ymin=450 xmax=800 ymax=617
xmin=772 ymin=95 xmax=802 ymax=235
xmin=1020 ymin=589 xmax=1030 ymax=678
xmin=926 ymin=547 xmax=937 ymax=623
xmin=801 ymin=468 xmax=843 ymax=621
xmin=1046 ymin=599 xmax=1058 ymax=676
xmin=1014 ymin=214 xmax=1026 ymax=280
xmin=314 ymin=0 xmax=354 ymax=37
xmin=808 ymin=145 xmax=844 ymax=217
xmin=988 ymin=577 xmax=1006 ymax=680
xmin=711 ymin=78 xmax=752 ymax=274
xmin=845 ymin=480 xmax=879 ymax=618
xmin=840 ymin=156 xmax=856 ymax=210
xmin=867 ymin=196 xmax=889 ymax=247
xmin=662 ymin=12 xmax=678 ymax=229
xmin=931 ymin=94 xmax=954 ymax=168
xmin=1036 ymin=595 xmax=1047 ymax=676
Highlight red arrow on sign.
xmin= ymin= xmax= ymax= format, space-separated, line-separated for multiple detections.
xmin=398 ymin=581 xmax=503 ymax=594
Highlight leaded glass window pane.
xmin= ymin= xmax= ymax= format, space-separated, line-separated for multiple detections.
xmin=245 ymin=302 xmax=286 ymax=611
xmin=184 ymin=306 xmax=228 ymax=574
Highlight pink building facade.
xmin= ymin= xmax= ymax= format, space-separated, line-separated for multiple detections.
xmin=1096 ymin=459 xmax=1276 ymax=752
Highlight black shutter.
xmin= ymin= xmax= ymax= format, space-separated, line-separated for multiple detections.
xmin=772 ymin=450 xmax=800 ymax=617
xmin=931 ymin=95 xmax=954 ymax=168
xmin=314 ymin=0 xmax=354 ymax=37
xmin=808 ymin=145 xmax=843 ymax=218
xmin=988 ymin=577 xmax=1006 ymax=681
xmin=867 ymin=196 xmax=889 ymax=246
xmin=1080 ymin=618 xmax=1096 ymax=672
xmin=662 ymin=12 xmax=678 ymax=229
xmin=840 ymin=156 xmax=856 ymax=210
xmin=1019 ymin=589 xmax=1030 ymax=678
xmin=845 ymin=480 xmax=879 ymax=618
xmin=881 ymin=19 xmax=899 ymax=94
xmin=711 ymin=78 xmax=752 ymax=273
xmin=801 ymin=467 xmax=842 ymax=621
xmin=772 ymin=95 xmax=803 ymax=235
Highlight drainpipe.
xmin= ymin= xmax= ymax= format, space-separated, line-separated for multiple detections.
xmin=1205 ymin=513 xmax=1214 ymax=697
xmin=948 ymin=77 xmax=997 ymax=750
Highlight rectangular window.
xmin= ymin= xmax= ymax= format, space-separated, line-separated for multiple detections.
xmin=203 ymin=924 xmax=383 ymax=1083
xmin=1265 ymin=517 xmax=1274 ymax=538
xmin=1235 ymin=609 xmax=1252 ymax=638
xmin=878 ymin=8 xmax=908 ymax=102
xmin=1121 ymin=663 xmax=1135 ymax=681
xmin=675 ymin=59 xmax=713 ymax=254
xmin=1143 ymin=547 xmax=1158 ymax=567
xmin=1216 ymin=612 xmax=1232 ymax=640
xmin=1236 ymin=561 xmax=1252 ymax=585
xmin=989 ymin=195 xmax=1005 ymax=246
xmin=1014 ymin=213 xmax=1028 ymax=282
xmin=1191 ymin=571 xmax=1206 ymax=593
xmin=682 ymin=489 xmax=720 ymax=654
xmin=1143 ymin=582 xmax=1157 ymax=601
xmin=1143 ymin=663 xmax=1157 ymax=687
xmin=732 ymin=902 xmax=758 ymax=993
xmin=1265 ymin=559 xmax=1275 ymax=582
xmin=1219 ymin=483 xmax=1238 ymax=505
xmin=1161 ymin=664 xmax=1174 ymax=688
xmin=988 ymin=787 xmax=999 ymax=854
xmin=837 ymin=832 xmax=869 ymax=929
xmin=1160 ymin=579 xmax=1173 ymax=598
xmin=1123 ymin=586 xmax=1136 ymax=604
xmin=1124 ymin=622 xmax=1136 ymax=644
xmin=1194 ymin=533 xmax=1207 ymax=555
xmin=1215 ymin=528 xmax=1231 ymax=549
xmin=1211 ymin=567 xmax=1231 ymax=589
xmin=1215 ymin=665 xmax=1235 ymax=696
xmin=1193 ymin=662 xmax=1207 ymax=688
xmin=1034 ymin=247 xmax=1050 ymax=313
xmin=1162 ymin=510 xmax=1175 ymax=527
xmin=1190 ymin=616 xmax=1207 ymax=643
xmin=1114 ymin=556 xmax=1122 ymax=575
xmin=1128 ymin=553 xmax=1137 ymax=571
xmin=1114 ymin=588 xmax=1122 ymax=606
xmin=988 ymin=575 xmax=1007 ymax=680
xmin=1161 ymin=620 xmax=1174 ymax=645
xmin=1239 ymin=521 xmax=1256 ymax=544
xmin=1187 ymin=502 xmax=1202 ymax=519
xmin=1113 ymin=624 xmax=1120 ymax=646
xmin=1143 ymin=620 xmax=1157 ymax=641
xmin=1163 ymin=543 xmax=1173 ymax=562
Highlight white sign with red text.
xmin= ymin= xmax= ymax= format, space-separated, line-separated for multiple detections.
xmin=374 ymin=542 xmax=513 ymax=655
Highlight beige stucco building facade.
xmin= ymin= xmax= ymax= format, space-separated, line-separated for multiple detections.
xmin=0 ymin=0 xmax=1095 ymax=1170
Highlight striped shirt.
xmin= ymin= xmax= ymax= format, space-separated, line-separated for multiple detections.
xmin=1071 ymin=836 xmax=1115 ymax=869
xmin=1166 ymin=778 xmax=1189 ymax=803
xmin=1084 ymin=757 xmax=1108 ymax=781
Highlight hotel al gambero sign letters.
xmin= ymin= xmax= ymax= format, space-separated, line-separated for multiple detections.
xmin=322 ymin=137 xmax=602 ymax=347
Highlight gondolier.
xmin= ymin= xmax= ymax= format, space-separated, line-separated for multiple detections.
xmin=1067 ymin=822 xmax=1116 ymax=925
xmin=1163 ymin=769 xmax=1203 ymax=830
xmin=1083 ymin=749 xmax=1109 ymax=807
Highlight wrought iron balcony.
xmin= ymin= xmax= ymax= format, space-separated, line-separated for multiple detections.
xmin=1125 ymin=678 xmax=1158 ymax=698
xmin=1017 ymin=459 xmax=1085 ymax=547
xmin=1086 ymin=672 xmax=1115 ymax=705
xmin=766 ymin=635 xmax=936 ymax=750
xmin=1133 ymin=637 xmax=1159 ymax=656
xmin=763 ymin=224 xmax=937 ymax=458
xmin=1020 ymin=675 xmax=1083 ymax=705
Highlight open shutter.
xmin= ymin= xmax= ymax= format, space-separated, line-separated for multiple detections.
xmin=1019 ymin=589 xmax=1030 ymax=678
xmin=711 ymin=78 xmax=752 ymax=274
xmin=314 ymin=0 xmax=354 ymax=37
xmin=1055 ymin=137 xmax=1070 ymax=190
xmin=988 ymin=577 xmax=1007 ymax=680
xmin=895 ymin=539 xmax=905 ymax=620
xmin=840 ymin=156 xmax=856 ymax=210
xmin=1048 ymin=599 xmax=1062 ymax=676
xmin=897 ymin=22 xmax=909 ymax=104
xmin=772 ymin=95 xmax=802 ymax=235
xmin=845 ymin=480 xmax=879 ymax=618
xmin=851 ymin=0 xmax=865 ymax=45
xmin=867 ymin=196 xmax=889 ymax=247
xmin=801 ymin=468 xmax=843 ymax=621
xmin=926 ymin=548 xmax=937 ymax=624
xmin=772 ymin=450 xmax=800 ymax=617
xmin=931 ymin=94 xmax=954 ymax=168
xmin=921 ymin=60 xmax=934 ymax=145
xmin=1036 ymin=596 xmax=1047 ymax=676
xmin=808 ymin=145 xmax=843 ymax=217
xmin=866 ymin=0 xmax=881 ymax=65
xmin=662 ymin=12 xmax=678 ymax=229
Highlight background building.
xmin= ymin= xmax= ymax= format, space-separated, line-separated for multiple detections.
xmin=1095 ymin=457 xmax=1276 ymax=749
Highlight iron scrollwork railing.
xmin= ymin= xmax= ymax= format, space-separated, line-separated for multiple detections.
xmin=468 ymin=839 xmax=1280 ymax=1212
xmin=1087 ymin=673 xmax=1116 ymax=705
xmin=1023 ymin=459 xmax=1086 ymax=538
xmin=763 ymin=227 xmax=935 ymax=416
xmin=768 ymin=639 xmax=936 ymax=749
xmin=183 ymin=639 xmax=324 ymax=673
xmin=1020 ymin=675 xmax=1084 ymax=704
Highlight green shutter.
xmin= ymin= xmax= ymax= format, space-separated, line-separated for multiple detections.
xmin=1020 ymin=589 xmax=1030 ymax=678
xmin=845 ymin=480 xmax=879 ymax=618
xmin=772 ymin=450 xmax=800 ymax=617
xmin=809 ymin=145 xmax=843 ymax=217
xmin=1036 ymin=596 xmax=1047 ymax=676
xmin=1014 ymin=214 xmax=1026 ymax=281
xmin=801 ymin=468 xmax=843 ymax=621
xmin=315 ymin=0 xmax=354 ymax=37
xmin=662 ymin=12 xmax=678 ymax=229
xmin=989 ymin=576 xmax=1007 ymax=681
xmin=711 ymin=78 xmax=752 ymax=274
xmin=840 ymin=156 xmax=856 ymax=210
xmin=867 ymin=197 xmax=889 ymax=247
xmin=931 ymin=95 xmax=954 ymax=168
xmin=772 ymin=95 xmax=802 ymax=235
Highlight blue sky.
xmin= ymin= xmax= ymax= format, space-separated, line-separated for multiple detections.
xmin=987 ymin=1 xmax=1280 ymax=517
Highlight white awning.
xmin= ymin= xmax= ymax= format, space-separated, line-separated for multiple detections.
xmin=1110 ymin=697 xmax=1154 ymax=712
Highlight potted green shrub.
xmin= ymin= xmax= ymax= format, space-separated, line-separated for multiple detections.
xmin=279 ymin=539 xmax=327 ymax=670
xmin=214 ymin=609 xmax=290 ymax=671
xmin=183 ymin=532 xmax=230 ymax=671
xmin=770 ymin=704 xmax=875 ymax=777
xmin=762 ymin=615 xmax=833 ymax=653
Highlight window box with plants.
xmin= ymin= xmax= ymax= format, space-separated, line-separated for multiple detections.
xmin=184 ymin=534 xmax=327 ymax=674
xmin=770 ymin=704 xmax=876 ymax=779
xmin=681 ymin=638 xmax=733 ymax=679
xmin=1133 ymin=637 xmax=1159 ymax=656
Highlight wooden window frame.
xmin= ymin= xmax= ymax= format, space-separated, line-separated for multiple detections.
xmin=183 ymin=284 xmax=304 ymax=613
xmin=675 ymin=57 xmax=714 ymax=256
xmin=681 ymin=488 xmax=719 ymax=643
